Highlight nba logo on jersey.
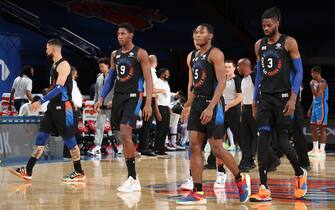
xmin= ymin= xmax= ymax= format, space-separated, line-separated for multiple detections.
xmin=261 ymin=46 xmax=267 ymax=50
xmin=275 ymin=43 xmax=282 ymax=49
xmin=116 ymin=55 xmax=121 ymax=59
xmin=129 ymin=52 xmax=134 ymax=57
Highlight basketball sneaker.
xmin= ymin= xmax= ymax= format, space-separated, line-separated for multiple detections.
xmin=214 ymin=172 xmax=227 ymax=189
xmin=62 ymin=171 xmax=86 ymax=182
xmin=250 ymin=185 xmax=272 ymax=202
xmin=8 ymin=167 xmax=31 ymax=181
xmin=87 ymin=145 xmax=101 ymax=156
xmin=180 ymin=176 xmax=193 ymax=191
xmin=117 ymin=176 xmax=141 ymax=193
xmin=295 ymin=168 xmax=307 ymax=198
xmin=236 ymin=173 xmax=251 ymax=203
xmin=176 ymin=191 xmax=207 ymax=205
xmin=308 ymin=149 xmax=319 ymax=157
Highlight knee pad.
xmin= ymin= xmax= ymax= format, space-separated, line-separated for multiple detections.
xmin=64 ymin=136 xmax=77 ymax=149
xmin=36 ymin=132 xmax=50 ymax=146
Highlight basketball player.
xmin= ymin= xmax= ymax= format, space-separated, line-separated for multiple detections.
xmin=250 ymin=7 xmax=307 ymax=201
xmin=8 ymin=38 xmax=85 ymax=181
xmin=308 ymin=66 xmax=328 ymax=159
xmin=176 ymin=23 xmax=251 ymax=205
xmin=95 ymin=23 xmax=153 ymax=192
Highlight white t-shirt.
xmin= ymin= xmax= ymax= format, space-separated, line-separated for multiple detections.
xmin=19 ymin=103 xmax=39 ymax=116
xmin=241 ymin=75 xmax=254 ymax=105
xmin=12 ymin=75 xmax=32 ymax=100
xmin=156 ymin=78 xmax=171 ymax=106
xmin=72 ymin=80 xmax=83 ymax=108
xmin=223 ymin=76 xmax=241 ymax=105
xmin=143 ymin=68 xmax=158 ymax=97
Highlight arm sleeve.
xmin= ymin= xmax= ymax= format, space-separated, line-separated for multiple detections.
xmin=291 ymin=58 xmax=303 ymax=95
xmin=40 ymin=84 xmax=64 ymax=104
xmin=253 ymin=61 xmax=262 ymax=102
xmin=100 ymin=69 xmax=116 ymax=99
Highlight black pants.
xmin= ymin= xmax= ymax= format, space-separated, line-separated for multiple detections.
xmin=139 ymin=97 xmax=156 ymax=151
xmin=155 ymin=106 xmax=170 ymax=152
xmin=14 ymin=99 xmax=28 ymax=112
xmin=240 ymin=105 xmax=257 ymax=165
xmin=224 ymin=104 xmax=241 ymax=146
xmin=292 ymin=102 xmax=310 ymax=167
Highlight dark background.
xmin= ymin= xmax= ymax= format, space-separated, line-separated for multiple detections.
xmin=1 ymin=0 xmax=334 ymax=116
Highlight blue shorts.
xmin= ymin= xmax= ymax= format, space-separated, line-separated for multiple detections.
xmin=310 ymin=101 xmax=328 ymax=126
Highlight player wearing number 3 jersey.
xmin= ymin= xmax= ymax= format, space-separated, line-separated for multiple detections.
xmin=250 ymin=7 xmax=307 ymax=202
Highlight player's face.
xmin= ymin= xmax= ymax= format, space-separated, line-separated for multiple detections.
xmin=46 ymin=44 xmax=54 ymax=57
xmin=194 ymin=26 xmax=212 ymax=47
xmin=225 ymin=63 xmax=235 ymax=76
xmin=311 ymin=70 xmax=318 ymax=80
xmin=99 ymin=63 xmax=109 ymax=74
xmin=117 ymin=28 xmax=133 ymax=46
xmin=262 ymin=18 xmax=279 ymax=37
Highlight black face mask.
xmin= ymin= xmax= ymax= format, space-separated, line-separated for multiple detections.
xmin=165 ymin=75 xmax=170 ymax=80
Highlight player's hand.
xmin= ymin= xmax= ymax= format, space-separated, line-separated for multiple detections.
xmin=142 ymin=103 xmax=152 ymax=121
xmin=200 ymin=106 xmax=213 ymax=125
xmin=225 ymin=104 xmax=230 ymax=112
xmin=252 ymin=102 xmax=257 ymax=120
xmin=156 ymin=111 xmax=162 ymax=122
xmin=30 ymin=101 xmax=41 ymax=112
xmin=94 ymin=98 xmax=103 ymax=112
xmin=181 ymin=106 xmax=190 ymax=123
xmin=107 ymin=100 xmax=113 ymax=109
xmin=283 ymin=97 xmax=296 ymax=116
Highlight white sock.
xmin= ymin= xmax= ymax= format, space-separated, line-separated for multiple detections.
xmin=313 ymin=141 xmax=319 ymax=151
xmin=320 ymin=143 xmax=326 ymax=152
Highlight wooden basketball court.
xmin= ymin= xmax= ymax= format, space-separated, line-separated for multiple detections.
xmin=1 ymin=151 xmax=334 ymax=210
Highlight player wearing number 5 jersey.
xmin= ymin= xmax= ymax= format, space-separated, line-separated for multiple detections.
xmin=250 ymin=7 xmax=307 ymax=202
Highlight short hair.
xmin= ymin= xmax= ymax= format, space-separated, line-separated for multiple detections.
xmin=198 ymin=23 xmax=215 ymax=35
xmin=262 ymin=7 xmax=281 ymax=23
xmin=47 ymin=38 xmax=62 ymax=48
xmin=225 ymin=60 xmax=236 ymax=68
xmin=71 ymin=66 xmax=77 ymax=71
xmin=32 ymin=95 xmax=41 ymax=103
xmin=158 ymin=67 xmax=169 ymax=77
xmin=21 ymin=65 xmax=33 ymax=78
xmin=119 ymin=23 xmax=135 ymax=34
xmin=97 ymin=57 xmax=110 ymax=67
xmin=311 ymin=66 xmax=322 ymax=74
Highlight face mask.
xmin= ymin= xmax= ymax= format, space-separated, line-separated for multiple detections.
xmin=165 ymin=75 xmax=170 ymax=80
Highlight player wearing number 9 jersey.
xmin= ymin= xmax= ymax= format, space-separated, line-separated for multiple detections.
xmin=250 ymin=7 xmax=307 ymax=202
xmin=95 ymin=22 xmax=153 ymax=193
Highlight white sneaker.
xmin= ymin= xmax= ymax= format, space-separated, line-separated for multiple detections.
xmin=317 ymin=150 xmax=326 ymax=160
xmin=166 ymin=143 xmax=176 ymax=151
xmin=117 ymin=176 xmax=141 ymax=192
xmin=308 ymin=149 xmax=319 ymax=157
xmin=180 ymin=177 xmax=193 ymax=191
xmin=87 ymin=146 xmax=101 ymax=156
xmin=214 ymin=172 xmax=227 ymax=189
